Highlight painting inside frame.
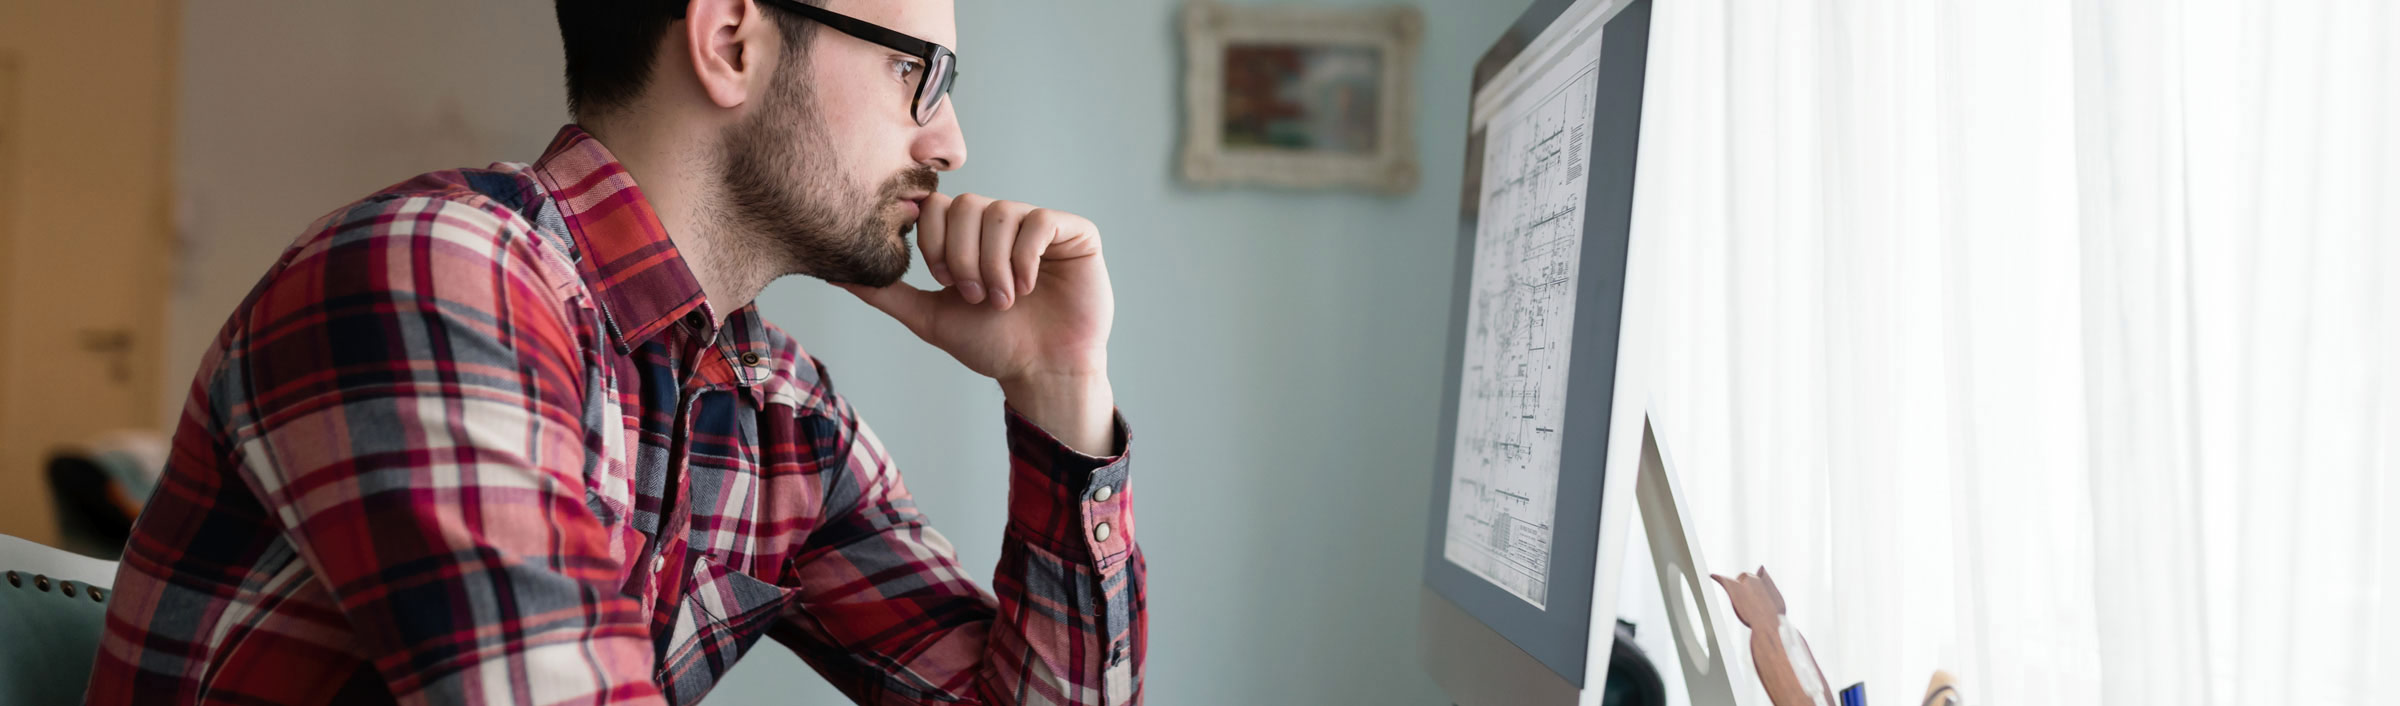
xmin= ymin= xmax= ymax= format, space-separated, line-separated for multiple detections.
xmin=1179 ymin=0 xmax=1421 ymax=193
xmin=1220 ymin=43 xmax=1383 ymax=155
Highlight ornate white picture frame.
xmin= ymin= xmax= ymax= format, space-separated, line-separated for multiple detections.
xmin=1180 ymin=0 xmax=1423 ymax=194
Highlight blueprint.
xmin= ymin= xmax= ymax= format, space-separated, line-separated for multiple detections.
xmin=1442 ymin=47 xmax=1603 ymax=610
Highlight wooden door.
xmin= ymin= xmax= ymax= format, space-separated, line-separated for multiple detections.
xmin=0 ymin=1 xmax=178 ymax=547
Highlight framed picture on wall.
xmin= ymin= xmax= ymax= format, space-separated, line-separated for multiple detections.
xmin=1180 ymin=0 xmax=1422 ymax=194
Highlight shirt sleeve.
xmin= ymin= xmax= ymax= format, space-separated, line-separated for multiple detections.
xmin=775 ymin=403 xmax=1145 ymax=705
xmin=226 ymin=195 xmax=665 ymax=705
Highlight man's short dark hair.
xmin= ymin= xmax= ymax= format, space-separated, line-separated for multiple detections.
xmin=554 ymin=0 xmax=821 ymax=121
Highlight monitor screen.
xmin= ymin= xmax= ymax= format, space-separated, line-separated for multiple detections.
xmin=1421 ymin=0 xmax=1652 ymax=688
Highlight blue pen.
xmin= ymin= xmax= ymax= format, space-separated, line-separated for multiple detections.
xmin=1840 ymin=683 xmax=1867 ymax=706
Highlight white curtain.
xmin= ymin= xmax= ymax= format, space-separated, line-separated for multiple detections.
xmin=1627 ymin=0 xmax=2394 ymax=703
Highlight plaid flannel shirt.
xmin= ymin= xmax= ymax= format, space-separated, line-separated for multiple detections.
xmin=88 ymin=126 xmax=1145 ymax=705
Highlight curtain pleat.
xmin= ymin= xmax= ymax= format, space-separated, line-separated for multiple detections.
xmin=1630 ymin=0 xmax=2391 ymax=703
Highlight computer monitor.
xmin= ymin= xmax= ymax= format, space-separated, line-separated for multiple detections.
xmin=1418 ymin=0 xmax=1659 ymax=703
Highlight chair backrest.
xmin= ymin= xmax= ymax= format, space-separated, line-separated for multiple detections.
xmin=0 ymin=534 xmax=118 ymax=706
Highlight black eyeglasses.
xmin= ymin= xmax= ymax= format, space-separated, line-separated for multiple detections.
xmin=677 ymin=1 xmax=959 ymax=126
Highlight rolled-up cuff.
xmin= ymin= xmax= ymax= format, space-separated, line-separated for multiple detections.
xmin=1003 ymin=406 xmax=1134 ymax=570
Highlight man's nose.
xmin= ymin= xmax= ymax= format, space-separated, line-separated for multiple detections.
xmin=913 ymin=101 xmax=967 ymax=171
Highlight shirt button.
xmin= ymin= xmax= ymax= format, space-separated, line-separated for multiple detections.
xmin=739 ymin=351 xmax=762 ymax=366
xmin=1091 ymin=485 xmax=1113 ymax=502
xmin=1093 ymin=522 xmax=1112 ymax=542
xmin=684 ymin=311 xmax=708 ymax=330
xmin=652 ymin=553 xmax=667 ymax=574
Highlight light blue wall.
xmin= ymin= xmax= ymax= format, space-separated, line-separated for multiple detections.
xmin=722 ymin=0 xmax=1528 ymax=703
xmin=165 ymin=0 xmax=1530 ymax=701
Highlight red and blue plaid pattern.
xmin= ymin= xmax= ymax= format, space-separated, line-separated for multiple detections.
xmin=87 ymin=126 xmax=1144 ymax=705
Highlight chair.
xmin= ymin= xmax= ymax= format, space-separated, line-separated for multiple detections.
xmin=0 ymin=533 xmax=117 ymax=706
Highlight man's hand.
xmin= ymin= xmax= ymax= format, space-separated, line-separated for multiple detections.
xmin=837 ymin=193 xmax=1116 ymax=454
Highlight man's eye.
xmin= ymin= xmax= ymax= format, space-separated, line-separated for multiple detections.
xmin=892 ymin=58 xmax=922 ymax=81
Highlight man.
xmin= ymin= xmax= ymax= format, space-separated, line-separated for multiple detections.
xmin=87 ymin=0 xmax=1142 ymax=703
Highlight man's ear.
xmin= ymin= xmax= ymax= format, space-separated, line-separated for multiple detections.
xmin=682 ymin=0 xmax=771 ymax=110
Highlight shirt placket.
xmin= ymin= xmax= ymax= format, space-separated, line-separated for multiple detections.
xmin=644 ymin=310 xmax=720 ymax=647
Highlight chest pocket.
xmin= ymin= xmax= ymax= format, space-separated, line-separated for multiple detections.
xmin=658 ymin=556 xmax=793 ymax=703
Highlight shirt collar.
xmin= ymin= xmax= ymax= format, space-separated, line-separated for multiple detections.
xmin=529 ymin=124 xmax=712 ymax=354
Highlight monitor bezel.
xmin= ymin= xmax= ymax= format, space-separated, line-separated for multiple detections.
xmin=1419 ymin=0 xmax=1654 ymax=690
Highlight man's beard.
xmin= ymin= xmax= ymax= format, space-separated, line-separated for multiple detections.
xmin=715 ymin=78 xmax=936 ymax=288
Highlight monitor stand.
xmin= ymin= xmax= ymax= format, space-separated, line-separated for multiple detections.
xmin=1422 ymin=414 xmax=1752 ymax=706
xmin=1632 ymin=416 xmax=1742 ymax=706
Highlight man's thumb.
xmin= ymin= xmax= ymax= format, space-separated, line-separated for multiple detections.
xmin=835 ymin=280 xmax=937 ymax=335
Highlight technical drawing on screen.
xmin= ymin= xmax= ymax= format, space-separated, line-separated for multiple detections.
xmin=1441 ymin=46 xmax=1602 ymax=611
xmin=1418 ymin=0 xmax=1667 ymax=703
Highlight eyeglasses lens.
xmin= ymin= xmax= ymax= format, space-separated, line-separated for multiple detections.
xmin=915 ymin=53 xmax=954 ymax=125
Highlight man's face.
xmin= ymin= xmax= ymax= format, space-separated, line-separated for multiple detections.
xmin=714 ymin=0 xmax=965 ymax=287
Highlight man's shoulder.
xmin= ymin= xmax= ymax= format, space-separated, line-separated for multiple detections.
xmin=363 ymin=161 xmax=544 ymax=214
xmin=199 ymin=163 xmax=586 ymax=423
xmin=278 ymin=163 xmax=574 ymax=288
xmin=300 ymin=163 xmax=543 ymax=244
xmin=219 ymin=163 xmax=583 ymax=344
